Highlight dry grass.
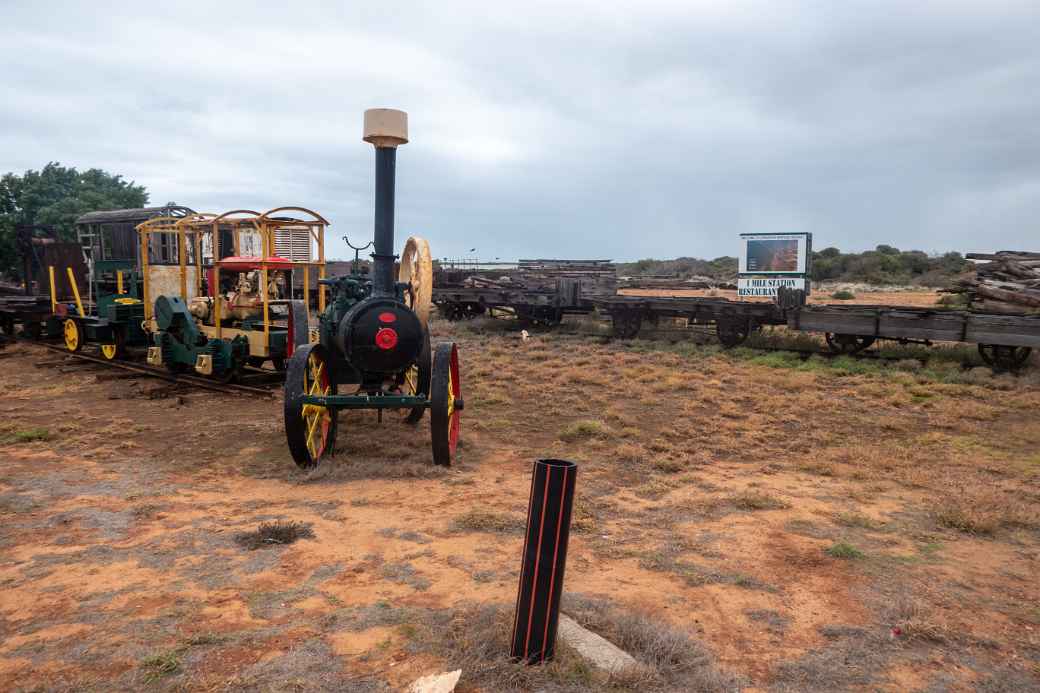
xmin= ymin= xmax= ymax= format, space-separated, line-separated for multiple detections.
xmin=559 ymin=419 xmax=611 ymax=441
xmin=422 ymin=599 xmax=742 ymax=692
xmin=233 ymin=521 xmax=315 ymax=550
xmin=3 ymin=323 xmax=1040 ymax=691
xmin=729 ymin=490 xmax=790 ymax=511
xmin=449 ymin=509 xmax=524 ymax=534
xmin=885 ymin=595 xmax=952 ymax=644
xmin=932 ymin=487 xmax=1039 ymax=535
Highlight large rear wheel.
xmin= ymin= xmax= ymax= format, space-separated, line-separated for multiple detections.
xmin=285 ymin=343 xmax=338 ymax=469
xmin=399 ymin=236 xmax=434 ymax=327
xmin=430 ymin=342 xmax=462 ymax=466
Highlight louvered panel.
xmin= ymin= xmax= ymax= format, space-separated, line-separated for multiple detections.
xmin=274 ymin=227 xmax=312 ymax=261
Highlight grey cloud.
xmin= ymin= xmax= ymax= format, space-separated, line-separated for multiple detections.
xmin=3 ymin=0 xmax=1039 ymax=261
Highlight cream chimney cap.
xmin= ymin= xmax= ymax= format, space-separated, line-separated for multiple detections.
xmin=363 ymin=108 xmax=408 ymax=147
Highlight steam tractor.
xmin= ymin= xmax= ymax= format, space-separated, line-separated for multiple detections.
xmin=283 ymin=108 xmax=463 ymax=468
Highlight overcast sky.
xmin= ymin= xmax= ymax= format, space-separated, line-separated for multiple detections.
xmin=3 ymin=1 xmax=1039 ymax=261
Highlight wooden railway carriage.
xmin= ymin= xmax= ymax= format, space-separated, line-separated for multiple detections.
xmin=48 ymin=204 xmax=196 ymax=358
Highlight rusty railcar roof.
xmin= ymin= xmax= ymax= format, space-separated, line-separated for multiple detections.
xmin=75 ymin=204 xmax=195 ymax=225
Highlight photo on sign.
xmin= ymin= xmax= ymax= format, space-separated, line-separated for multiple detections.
xmin=738 ymin=233 xmax=810 ymax=275
xmin=745 ymin=238 xmax=799 ymax=272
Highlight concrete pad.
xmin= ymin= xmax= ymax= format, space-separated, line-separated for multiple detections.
xmin=558 ymin=613 xmax=639 ymax=674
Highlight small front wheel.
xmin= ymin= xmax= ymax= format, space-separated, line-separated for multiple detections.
xmin=430 ymin=342 xmax=461 ymax=466
xmin=285 ymin=343 xmax=338 ymax=469
xmin=63 ymin=319 xmax=83 ymax=353
xmin=100 ymin=326 xmax=126 ymax=361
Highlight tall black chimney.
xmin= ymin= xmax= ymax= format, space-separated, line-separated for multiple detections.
xmin=363 ymin=109 xmax=409 ymax=298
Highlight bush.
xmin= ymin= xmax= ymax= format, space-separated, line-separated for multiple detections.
xmin=559 ymin=419 xmax=609 ymax=441
xmin=826 ymin=542 xmax=864 ymax=560
xmin=831 ymin=290 xmax=856 ymax=300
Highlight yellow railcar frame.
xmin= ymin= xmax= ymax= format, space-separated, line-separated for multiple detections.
xmin=135 ymin=207 xmax=328 ymax=360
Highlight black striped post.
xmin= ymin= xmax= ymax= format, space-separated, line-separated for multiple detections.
xmin=510 ymin=458 xmax=577 ymax=665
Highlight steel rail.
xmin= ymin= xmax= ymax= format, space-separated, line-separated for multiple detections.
xmin=34 ymin=342 xmax=275 ymax=397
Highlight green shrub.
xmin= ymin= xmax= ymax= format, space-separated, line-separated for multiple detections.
xmin=826 ymin=542 xmax=864 ymax=560
xmin=831 ymin=290 xmax=856 ymax=300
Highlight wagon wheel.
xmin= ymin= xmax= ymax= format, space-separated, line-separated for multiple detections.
xmin=978 ymin=344 xmax=1032 ymax=372
xmin=401 ymin=328 xmax=432 ymax=424
xmin=284 ymin=343 xmax=338 ymax=469
xmin=438 ymin=302 xmax=463 ymax=321
xmin=612 ymin=310 xmax=642 ymax=339
xmin=99 ymin=326 xmax=126 ymax=360
xmin=825 ymin=333 xmax=876 ymax=354
xmin=399 ymin=236 xmax=433 ymax=326
xmin=430 ymin=342 xmax=462 ymax=466
xmin=716 ymin=319 xmax=750 ymax=348
xmin=218 ymin=361 xmax=243 ymax=384
xmin=63 ymin=319 xmax=83 ymax=353
xmin=463 ymin=303 xmax=486 ymax=319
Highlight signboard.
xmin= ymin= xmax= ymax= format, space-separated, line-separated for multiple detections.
xmin=738 ymin=233 xmax=810 ymax=275
xmin=737 ymin=276 xmax=807 ymax=298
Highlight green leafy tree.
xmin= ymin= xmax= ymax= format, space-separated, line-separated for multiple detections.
xmin=0 ymin=162 xmax=148 ymax=280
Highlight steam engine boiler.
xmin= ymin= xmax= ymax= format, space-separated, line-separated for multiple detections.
xmin=283 ymin=108 xmax=462 ymax=468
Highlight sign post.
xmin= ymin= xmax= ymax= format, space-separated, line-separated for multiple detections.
xmin=737 ymin=232 xmax=812 ymax=299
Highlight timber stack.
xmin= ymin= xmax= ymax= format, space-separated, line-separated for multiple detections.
xmin=618 ymin=275 xmax=738 ymax=290
xmin=947 ymin=251 xmax=1040 ymax=315
xmin=438 ymin=259 xmax=617 ymax=297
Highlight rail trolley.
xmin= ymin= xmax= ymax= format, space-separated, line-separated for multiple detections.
xmin=136 ymin=208 xmax=329 ymax=380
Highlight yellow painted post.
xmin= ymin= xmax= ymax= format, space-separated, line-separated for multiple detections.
xmin=261 ymin=265 xmax=269 ymax=345
xmin=178 ymin=228 xmax=187 ymax=300
xmin=213 ymin=222 xmax=221 ymax=340
xmin=195 ymin=231 xmax=203 ymax=297
xmin=318 ymin=230 xmax=326 ymax=313
xmin=117 ymin=270 xmax=124 ymax=295
xmin=48 ymin=266 xmax=57 ymax=312
xmin=141 ymin=228 xmax=151 ymax=320
xmin=66 ymin=267 xmax=84 ymax=317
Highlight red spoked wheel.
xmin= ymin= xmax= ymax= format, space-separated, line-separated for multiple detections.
xmin=284 ymin=343 xmax=338 ymax=469
xmin=430 ymin=342 xmax=462 ymax=466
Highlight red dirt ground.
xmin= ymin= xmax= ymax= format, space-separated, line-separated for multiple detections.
xmin=0 ymin=317 xmax=1037 ymax=690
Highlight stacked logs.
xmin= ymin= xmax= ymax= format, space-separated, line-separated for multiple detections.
xmin=617 ymin=275 xmax=738 ymax=291
xmin=441 ymin=260 xmax=618 ymax=297
xmin=947 ymin=252 xmax=1040 ymax=314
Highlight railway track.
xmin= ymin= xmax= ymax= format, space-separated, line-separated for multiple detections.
xmin=30 ymin=341 xmax=277 ymax=397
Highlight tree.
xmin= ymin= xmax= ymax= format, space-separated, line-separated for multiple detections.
xmin=0 ymin=162 xmax=148 ymax=280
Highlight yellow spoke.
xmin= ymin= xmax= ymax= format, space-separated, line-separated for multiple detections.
xmin=305 ymin=409 xmax=326 ymax=456
xmin=447 ymin=376 xmax=454 ymax=417
xmin=307 ymin=362 xmax=326 ymax=397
